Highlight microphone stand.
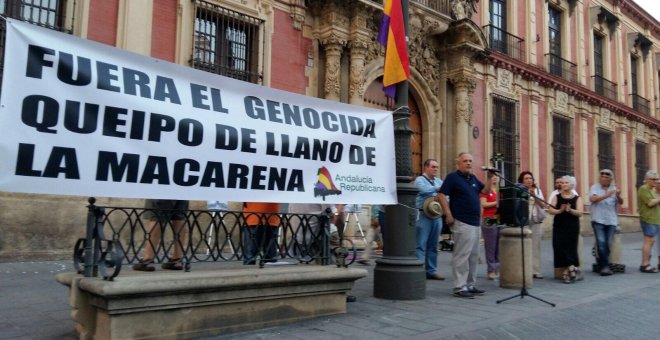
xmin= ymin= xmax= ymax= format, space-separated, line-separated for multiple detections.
xmin=485 ymin=169 xmax=555 ymax=307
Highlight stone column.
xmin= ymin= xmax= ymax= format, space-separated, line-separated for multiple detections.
xmin=348 ymin=39 xmax=367 ymax=105
xmin=449 ymin=74 xmax=476 ymax=153
xmin=348 ymin=10 xmax=369 ymax=105
xmin=323 ymin=42 xmax=343 ymax=101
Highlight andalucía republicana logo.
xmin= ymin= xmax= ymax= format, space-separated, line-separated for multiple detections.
xmin=314 ymin=166 xmax=342 ymax=200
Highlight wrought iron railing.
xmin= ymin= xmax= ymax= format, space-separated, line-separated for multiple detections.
xmin=631 ymin=93 xmax=650 ymax=115
xmin=483 ymin=25 xmax=525 ymax=62
xmin=74 ymin=198 xmax=356 ymax=280
xmin=368 ymin=0 xmax=451 ymax=16
xmin=592 ymin=75 xmax=617 ymax=101
xmin=411 ymin=0 xmax=451 ymax=15
xmin=545 ymin=53 xmax=577 ymax=84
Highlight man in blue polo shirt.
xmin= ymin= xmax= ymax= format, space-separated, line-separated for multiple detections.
xmin=439 ymin=152 xmax=493 ymax=298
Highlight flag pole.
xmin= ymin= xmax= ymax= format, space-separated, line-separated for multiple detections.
xmin=374 ymin=0 xmax=426 ymax=300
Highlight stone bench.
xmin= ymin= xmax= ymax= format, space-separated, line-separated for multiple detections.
xmin=56 ymin=265 xmax=366 ymax=339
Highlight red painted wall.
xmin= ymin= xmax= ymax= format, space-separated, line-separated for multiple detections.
xmin=87 ymin=0 xmax=119 ymax=45
xmin=519 ymin=96 xmax=530 ymax=172
xmin=472 ymin=81 xmax=486 ymax=175
xmin=536 ymin=99 xmax=548 ymax=189
xmin=270 ymin=9 xmax=311 ymax=94
xmin=151 ymin=0 xmax=178 ymax=62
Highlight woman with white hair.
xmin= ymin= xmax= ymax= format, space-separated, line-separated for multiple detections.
xmin=548 ymin=175 xmax=584 ymax=283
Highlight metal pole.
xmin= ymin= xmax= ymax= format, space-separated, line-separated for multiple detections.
xmin=374 ymin=0 xmax=426 ymax=300
xmin=83 ymin=197 xmax=97 ymax=277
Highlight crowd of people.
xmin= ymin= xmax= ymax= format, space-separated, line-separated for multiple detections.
xmin=130 ymin=152 xmax=660 ymax=303
xmin=410 ymin=151 xmax=660 ymax=298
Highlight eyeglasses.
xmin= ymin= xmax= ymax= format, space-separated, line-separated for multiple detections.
xmin=600 ymin=172 xmax=612 ymax=177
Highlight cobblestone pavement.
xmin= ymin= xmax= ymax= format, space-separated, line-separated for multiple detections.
xmin=2 ymin=233 xmax=660 ymax=339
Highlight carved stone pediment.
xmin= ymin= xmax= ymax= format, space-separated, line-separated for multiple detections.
xmin=496 ymin=69 xmax=513 ymax=93
xmin=636 ymin=121 xmax=646 ymax=139
xmin=443 ymin=19 xmax=488 ymax=55
xmin=555 ymin=90 xmax=569 ymax=112
xmin=599 ymin=108 xmax=611 ymax=128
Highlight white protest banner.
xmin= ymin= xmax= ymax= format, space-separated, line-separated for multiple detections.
xmin=0 ymin=20 xmax=397 ymax=204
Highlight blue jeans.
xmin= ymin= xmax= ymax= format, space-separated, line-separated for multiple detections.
xmin=416 ymin=212 xmax=442 ymax=276
xmin=591 ymin=222 xmax=616 ymax=268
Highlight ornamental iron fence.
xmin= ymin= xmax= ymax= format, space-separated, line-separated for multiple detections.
xmin=74 ymin=198 xmax=356 ymax=280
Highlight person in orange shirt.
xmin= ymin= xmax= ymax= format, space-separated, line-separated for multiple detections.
xmin=242 ymin=202 xmax=282 ymax=265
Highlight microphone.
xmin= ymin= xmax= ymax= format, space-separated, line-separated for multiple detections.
xmin=480 ymin=166 xmax=501 ymax=173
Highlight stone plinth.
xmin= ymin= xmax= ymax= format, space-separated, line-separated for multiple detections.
xmin=56 ymin=266 xmax=366 ymax=339
xmin=499 ymin=226 xmax=532 ymax=289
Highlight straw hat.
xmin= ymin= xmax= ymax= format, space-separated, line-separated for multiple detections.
xmin=422 ymin=197 xmax=443 ymax=219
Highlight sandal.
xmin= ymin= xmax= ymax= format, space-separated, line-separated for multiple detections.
xmin=162 ymin=258 xmax=184 ymax=270
xmin=639 ymin=264 xmax=658 ymax=273
xmin=562 ymin=273 xmax=571 ymax=284
xmin=132 ymin=258 xmax=155 ymax=272
xmin=568 ymin=266 xmax=577 ymax=281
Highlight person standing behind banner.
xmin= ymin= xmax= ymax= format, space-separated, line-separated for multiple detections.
xmin=242 ymin=202 xmax=281 ymax=265
xmin=288 ymin=203 xmax=336 ymax=259
xmin=480 ymin=175 xmax=499 ymax=280
xmin=519 ymin=171 xmax=547 ymax=279
xmin=358 ymin=204 xmax=384 ymax=265
xmin=133 ymin=199 xmax=189 ymax=271
xmin=438 ymin=152 xmax=493 ymax=298
xmin=415 ymin=159 xmax=445 ymax=280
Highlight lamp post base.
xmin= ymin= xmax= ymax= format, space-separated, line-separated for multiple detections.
xmin=374 ymin=183 xmax=425 ymax=300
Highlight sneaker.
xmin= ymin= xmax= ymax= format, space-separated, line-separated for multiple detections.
xmin=600 ymin=267 xmax=613 ymax=276
xmin=467 ymin=286 xmax=485 ymax=295
xmin=427 ymin=273 xmax=446 ymax=280
xmin=453 ymin=290 xmax=475 ymax=299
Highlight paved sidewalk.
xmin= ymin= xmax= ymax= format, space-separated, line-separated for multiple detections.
xmin=2 ymin=232 xmax=660 ymax=339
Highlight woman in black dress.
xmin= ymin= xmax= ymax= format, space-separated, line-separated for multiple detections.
xmin=548 ymin=175 xmax=584 ymax=283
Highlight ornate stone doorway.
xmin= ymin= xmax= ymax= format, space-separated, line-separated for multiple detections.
xmin=363 ymin=77 xmax=422 ymax=177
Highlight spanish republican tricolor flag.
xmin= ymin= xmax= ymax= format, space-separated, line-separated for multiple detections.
xmin=377 ymin=0 xmax=410 ymax=99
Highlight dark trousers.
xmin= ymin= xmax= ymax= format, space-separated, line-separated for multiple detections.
xmin=592 ymin=222 xmax=616 ymax=268
xmin=242 ymin=225 xmax=279 ymax=265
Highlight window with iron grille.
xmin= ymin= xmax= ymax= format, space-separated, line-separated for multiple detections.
xmin=593 ymin=33 xmax=604 ymax=95
xmin=548 ymin=6 xmax=562 ymax=77
xmin=192 ymin=1 xmax=264 ymax=84
xmin=552 ymin=115 xmax=573 ymax=178
xmin=489 ymin=0 xmax=506 ymax=53
xmin=635 ymin=141 xmax=648 ymax=188
xmin=0 ymin=0 xmax=70 ymax=93
xmin=631 ymin=55 xmax=638 ymax=96
xmin=491 ymin=96 xmax=518 ymax=179
xmin=597 ymin=129 xmax=615 ymax=172
xmin=1 ymin=0 xmax=68 ymax=29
